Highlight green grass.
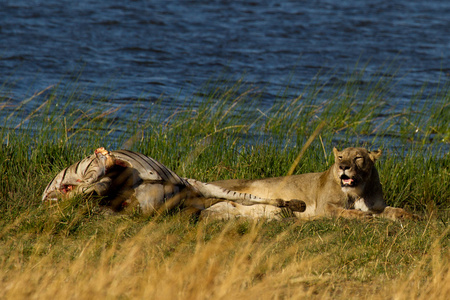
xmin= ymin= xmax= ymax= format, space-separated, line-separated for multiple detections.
xmin=0 ymin=68 xmax=449 ymax=299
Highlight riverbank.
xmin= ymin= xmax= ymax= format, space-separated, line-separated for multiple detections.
xmin=0 ymin=75 xmax=449 ymax=299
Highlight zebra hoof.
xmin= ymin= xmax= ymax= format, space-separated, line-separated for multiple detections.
xmin=286 ymin=199 xmax=306 ymax=212
xmin=276 ymin=199 xmax=306 ymax=212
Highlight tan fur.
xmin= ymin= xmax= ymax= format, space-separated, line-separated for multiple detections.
xmin=202 ymin=147 xmax=418 ymax=221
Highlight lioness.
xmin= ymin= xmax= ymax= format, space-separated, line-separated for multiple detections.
xmin=202 ymin=147 xmax=418 ymax=221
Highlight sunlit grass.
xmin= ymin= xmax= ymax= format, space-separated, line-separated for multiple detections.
xmin=0 ymin=68 xmax=449 ymax=299
xmin=0 ymin=213 xmax=448 ymax=299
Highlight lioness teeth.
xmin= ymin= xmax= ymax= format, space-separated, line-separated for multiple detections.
xmin=342 ymin=178 xmax=353 ymax=185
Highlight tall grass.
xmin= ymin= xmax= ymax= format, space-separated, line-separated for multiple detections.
xmin=0 ymin=68 xmax=449 ymax=299
xmin=0 ymin=212 xmax=448 ymax=299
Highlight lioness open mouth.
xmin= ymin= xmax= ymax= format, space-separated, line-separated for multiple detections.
xmin=340 ymin=175 xmax=356 ymax=187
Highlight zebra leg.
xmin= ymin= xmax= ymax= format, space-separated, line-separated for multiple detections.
xmin=185 ymin=178 xmax=306 ymax=212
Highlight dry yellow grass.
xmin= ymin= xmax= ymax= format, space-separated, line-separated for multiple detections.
xmin=0 ymin=209 xmax=448 ymax=300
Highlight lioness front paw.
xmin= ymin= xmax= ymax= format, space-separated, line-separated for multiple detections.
xmin=379 ymin=207 xmax=422 ymax=221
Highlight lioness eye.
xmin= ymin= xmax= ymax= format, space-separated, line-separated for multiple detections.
xmin=338 ymin=156 xmax=342 ymax=160
xmin=355 ymin=157 xmax=363 ymax=161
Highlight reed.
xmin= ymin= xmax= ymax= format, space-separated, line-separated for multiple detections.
xmin=0 ymin=68 xmax=449 ymax=299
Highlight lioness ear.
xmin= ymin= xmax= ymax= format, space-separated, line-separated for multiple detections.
xmin=333 ymin=147 xmax=340 ymax=158
xmin=369 ymin=149 xmax=382 ymax=162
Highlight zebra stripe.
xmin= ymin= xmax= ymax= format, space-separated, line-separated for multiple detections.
xmin=112 ymin=150 xmax=189 ymax=186
xmin=42 ymin=148 xmax=306 ymax=213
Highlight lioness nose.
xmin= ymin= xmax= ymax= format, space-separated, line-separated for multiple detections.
xmin=339 ymin=165 xmax=350 ymax=171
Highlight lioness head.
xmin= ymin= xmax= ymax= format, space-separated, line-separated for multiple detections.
xmin=333 ymin=147 xmax=381 ymax=196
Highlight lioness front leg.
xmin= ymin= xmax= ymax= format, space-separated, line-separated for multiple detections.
xmin=326 ymin=204 xmax=373 ymax=219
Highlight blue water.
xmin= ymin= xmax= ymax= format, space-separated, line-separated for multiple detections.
xmin=1 ymin=0 xmax=449 ymax=132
